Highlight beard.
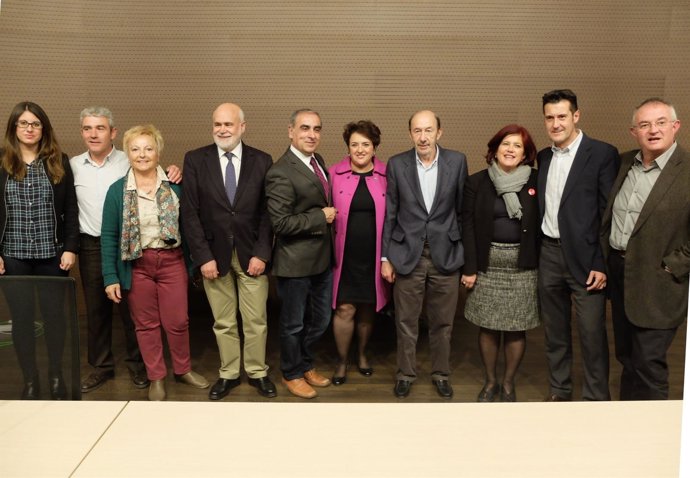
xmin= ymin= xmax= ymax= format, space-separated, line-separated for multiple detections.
xmin=214 ymin=136 xmax=240 ymax=151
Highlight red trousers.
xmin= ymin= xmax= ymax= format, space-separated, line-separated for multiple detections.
xmin=127 ymin=248 xmax=191 ymax=380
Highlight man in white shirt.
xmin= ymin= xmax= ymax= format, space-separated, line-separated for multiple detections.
xmin=536 ymin=90 xmax=619 ymax=401
xmin=181 ymin=103 xmax=276 ymax=400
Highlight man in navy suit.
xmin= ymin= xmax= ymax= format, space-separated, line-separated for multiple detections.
xmin=382 ymin=110 xmax=468 ymax=399
xmin=537 ymin=89 xmax=619 ymax=401
xmin=181 ymin=103 xmax=276 ymax=400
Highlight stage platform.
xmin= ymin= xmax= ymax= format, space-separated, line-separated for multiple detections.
xmin=0 ymin=400 xmax=683 ymax=477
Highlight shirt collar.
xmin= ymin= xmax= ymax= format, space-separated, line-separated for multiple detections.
xmin=290 ymin=145 xmax=315 ymax=163
xmin=126 ymin=165 xmax=168 ymax=191
xmin=634 ymin=142 xmax=677 ymax=170
xmin=415 ymin=146 xmax=440 ymax=168
xmin=217 ymin=142 xmax=243 ymax=161
xmin=84 ymin=146 xmax=117 ymax=166
xmin=551 ymin=130 xmax=583 ymax=154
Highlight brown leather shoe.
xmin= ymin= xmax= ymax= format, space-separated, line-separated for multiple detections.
xmin=174 ymin=370 xmax=210 ymax=389
xmin=282 ymin=377 xmax=317 ymax=399
xmin=304 ymin=369 xmax=331 ymax=387
xmin=148 ymin=380 xmax=166 ymax=401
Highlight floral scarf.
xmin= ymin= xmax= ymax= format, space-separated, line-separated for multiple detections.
xmin=120 ymin=167 xmax=180 ymax=261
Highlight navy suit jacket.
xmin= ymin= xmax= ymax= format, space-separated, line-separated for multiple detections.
xmin=180 ymin=142 xmax=273 ymax=276
xmin=537 ymin=133 xmax=620 ymax=285
xmin=382 ymin=146 xmax=468 ymax=275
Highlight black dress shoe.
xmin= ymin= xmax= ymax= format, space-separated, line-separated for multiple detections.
xmin=21 ymin=375 xmax=40 ymax=400
xmin=394 ymin=380 xmax=411 ymax=398
xmin=332 ymin=375 xmax=347 ymax=386
xmin=248 ymin=377 xmax=277 ymax=398
xmin=81 ymin=370 xmax=115 ymax=393
xmin=129 ymin=369 xmax=150 ymax=389
xmin=432 ymin=379 xmax=453 ymax=399
xmin=208 ymin=378 xmax=240 ymax=400
xmin=357 ymin=365 xmax=374 ymax=377
xmin=544 ymin=393 xmax=571 ymax=402
xmin=49 ymin=373 xmax=67 ymax=400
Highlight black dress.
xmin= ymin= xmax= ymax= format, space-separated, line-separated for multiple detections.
xmin=337 ymin=171 xmax=376 ymax=304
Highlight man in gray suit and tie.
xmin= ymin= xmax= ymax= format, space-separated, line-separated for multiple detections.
xmin=601 ymin=98 xmax=689 ymax=400
xmin=382 ymin=110 xmax=468 ymax=399
xmin=265 ymin=109 xmax=336 ymax=399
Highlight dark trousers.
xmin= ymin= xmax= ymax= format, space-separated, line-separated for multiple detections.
xmin=79 ymin=234 xmax=143 ymax=374
xmin=276 ymin=269 xmax=333 ymax=380
xmin=1 ymin=254 xmax=67 ymax=380
xmin=538 ymin=241 xmax=610 ymax=400
xmin=393 ymin=244 xmax=459 ymax=382
xmin=607 ymin=252 xmax=678 ymax=400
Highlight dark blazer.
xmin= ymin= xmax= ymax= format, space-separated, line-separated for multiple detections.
xmin=265 ymin=148 xmax=332 ymax=277
xmin=0 ymin=153 xmax=79 ymax=254
xmin=180 ymin=142 xmax=273 ymax=276
xmin=382 ymin=146 xmax=468 ymax=275
xmin=537 ymin=134 xmax=620 ymax=285
xmin=600 ymin=145 xmax=690 ymax=329
xmin=462 ymin=168 xmax=540 ymax=275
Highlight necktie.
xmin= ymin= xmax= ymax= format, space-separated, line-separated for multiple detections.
xmin=309 ymin=156 xmax=328 ymax=198
xmin=225 ymin=152 xmax=237 ymax=204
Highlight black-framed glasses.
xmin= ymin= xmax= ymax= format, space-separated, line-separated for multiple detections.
xmin=16 ymin=120 xmax=43 ymax=130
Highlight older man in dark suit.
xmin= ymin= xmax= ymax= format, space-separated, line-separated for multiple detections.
xmin=602 ymin=97 xmax=689 ymax=400
xmin=181 ymin=103 xmax=276 ymax=400
xmin=265 ymin=109 xmax=336 ymax=399
xmin=382 ymin=110 xmax=468 ymax=399
xmin=537 ymin=89 xmax=620 ymax=402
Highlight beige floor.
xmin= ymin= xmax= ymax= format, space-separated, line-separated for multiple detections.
xmin=0 ymin=400 xmax=682 ymax=478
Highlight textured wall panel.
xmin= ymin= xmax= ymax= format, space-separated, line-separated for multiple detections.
xmin=0 ymin=0 xmax=688 ymax=175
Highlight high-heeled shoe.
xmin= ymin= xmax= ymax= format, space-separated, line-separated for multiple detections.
xmin=357 ymin=362 xmax=373 ymax=377
xmin=500 ymin=385 xmax=516 ymax=402
xmin=332 ymin=363 xmax=348 ymax=386
xmin=477 ymin=383 xmax=500 ymax=402
xmin=49 ymin=372 xmax=67 ymax=400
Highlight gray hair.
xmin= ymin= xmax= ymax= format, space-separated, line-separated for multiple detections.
xmin=632 ymin=97 xmax=678 ymax=125
xmin=289 ymin=108 xmax=321 ymax=127
xmin=80 ymin=106 xmax=115 ymax=128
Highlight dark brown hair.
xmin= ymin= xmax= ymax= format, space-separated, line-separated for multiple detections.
xmin=2 ymin=101 xmax=64 ymax=183
xmin=485 ymin=124 xmax=537 ymax=166
xmin=342 ymin=120 xmax=381 ymax=148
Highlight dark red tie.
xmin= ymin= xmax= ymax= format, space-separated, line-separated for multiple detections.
xmin=309 ymin=156 xmax=328 ymax=198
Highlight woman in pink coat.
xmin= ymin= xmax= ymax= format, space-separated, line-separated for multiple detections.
xmin=330 ymin=120 xmax=390 ymax=385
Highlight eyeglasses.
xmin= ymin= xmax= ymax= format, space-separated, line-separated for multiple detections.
xmin=634 ymin=119 xmax=676 ymax=131
xmin=16 ymin=120 xmax=43 ymax=130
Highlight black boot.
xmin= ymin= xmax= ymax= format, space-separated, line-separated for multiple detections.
xmin=49 ymin=371 xmax=67 ymax=400
xmin=21 ymin=373 xmax=40 ymax=400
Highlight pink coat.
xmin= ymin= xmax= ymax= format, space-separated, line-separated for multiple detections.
xmin=330 ymin=156 xmax=390 ymax=311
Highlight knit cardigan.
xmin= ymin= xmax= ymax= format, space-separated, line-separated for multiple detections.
xmin=101 ymin=176 xmax=185 ymax=290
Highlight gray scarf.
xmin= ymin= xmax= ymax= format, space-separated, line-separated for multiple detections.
xmin=487 ymin=162 xmax=532 ymax=220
